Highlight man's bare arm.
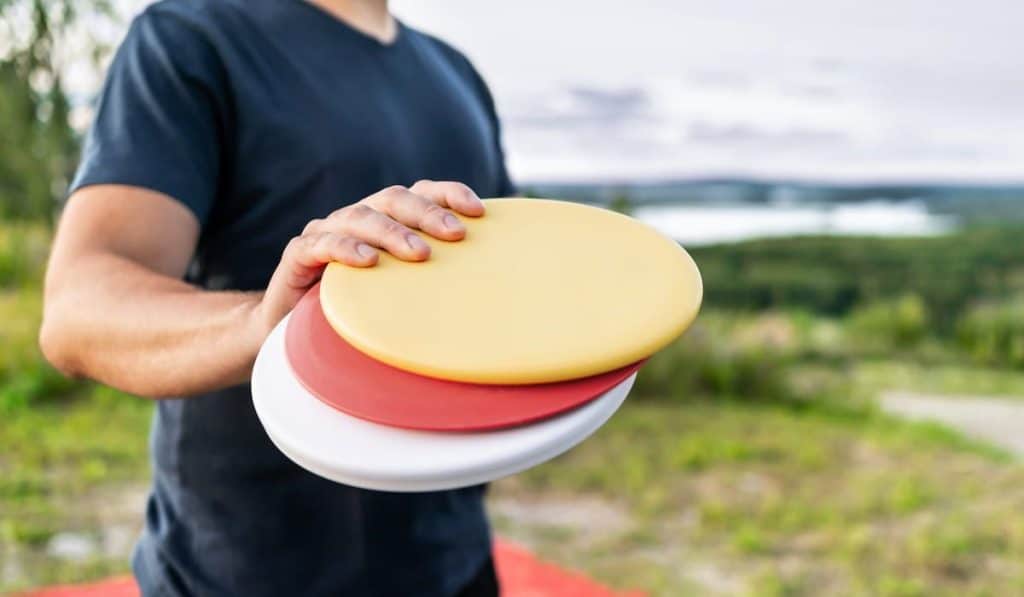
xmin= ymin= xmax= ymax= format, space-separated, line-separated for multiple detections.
xmin=40 ymin=181 xmax=484 ymax=398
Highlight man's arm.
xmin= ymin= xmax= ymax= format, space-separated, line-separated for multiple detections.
xmin=40 ymin=180 xmax=484 ymax=398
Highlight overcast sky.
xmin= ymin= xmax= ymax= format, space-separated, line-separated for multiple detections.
xmin=93 ymin=1 xmax=1024 ymax=184
xmin=394 ymin=0 xmax=1023 ymax=184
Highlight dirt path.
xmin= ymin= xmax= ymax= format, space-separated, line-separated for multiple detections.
xmin=880 ymin=391 xmax=1024 ymax=455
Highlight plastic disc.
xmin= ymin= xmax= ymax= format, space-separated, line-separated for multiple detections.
xmin=320 ymin=198 xmax=702 ymax=384
xmin=252 ymin=315 xmax=636 ymax=492
xmin=285 ymin=284 xmax=642 ymax=431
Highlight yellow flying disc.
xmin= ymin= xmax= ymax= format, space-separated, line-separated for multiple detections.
xmin=319 ymin=198 xmax=702 ymax=384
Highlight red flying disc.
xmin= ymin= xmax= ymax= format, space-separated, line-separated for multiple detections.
xmin=284 ymin=284 xmax=643 ymax=432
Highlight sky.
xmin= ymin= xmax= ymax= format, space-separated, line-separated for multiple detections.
xmin=77 ymin=0 xmax=1024 ymax=184
xmin=393 ymin=0 xmax=1024 ymax=184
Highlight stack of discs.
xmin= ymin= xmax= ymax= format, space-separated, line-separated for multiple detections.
xmin=252 ymin=198 xmax=702 ymax=492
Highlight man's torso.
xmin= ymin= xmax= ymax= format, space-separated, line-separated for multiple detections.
xmin=76 ymin=1 xmax=513 ymax=594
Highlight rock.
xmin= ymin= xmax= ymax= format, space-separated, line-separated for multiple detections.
xmin=47 ymin=532 xmax=96 ymax=562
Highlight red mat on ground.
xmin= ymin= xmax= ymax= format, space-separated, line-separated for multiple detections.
xmin=285 ymin=284 xmax=643 ymax=431
xmin=493 ymin=540 xmax=646 ymax=597
xmin=14 ymin=540 xmax=644 ymax=597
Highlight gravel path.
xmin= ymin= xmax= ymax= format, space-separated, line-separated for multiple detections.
xmin=881 ymin=391 xmax=1024 ymax=455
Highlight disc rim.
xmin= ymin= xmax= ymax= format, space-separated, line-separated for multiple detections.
xmin=252 ymin=315 xmax=635 ymax=492
xmin=285 ymin=283 xmax=643 ymax=431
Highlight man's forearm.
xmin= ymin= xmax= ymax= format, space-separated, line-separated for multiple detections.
xmin=42 ymin=181 xmax=485 ymax=399
xmin=41 ymin=252 xmax=268 ymax=398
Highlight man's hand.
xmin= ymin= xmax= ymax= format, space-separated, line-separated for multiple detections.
xmin=257 ymin=180 xmax=485 ymax=335
xmin=41 ymin=180 xmax=484 ymax=397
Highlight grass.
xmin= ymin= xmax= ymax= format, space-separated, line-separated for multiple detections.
xmin=853 ymin=361 xmax=1024 ymax=398
xmin=5 ymin=221 xmax=1024 ymax=594
xmin=493 ymin=400 xmax=1024 ymax=597
xmin=0 ymin=288 xmax=82 ymax=417
xmin=0 ymin=223 xmax=49 ymax=289
xmin=0 ymin=226 xmax=155 ymax=591
xmin=0 ymin=385 xmax=152 ymax=592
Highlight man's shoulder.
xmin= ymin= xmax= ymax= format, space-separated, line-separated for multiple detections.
xmin=131 ymin=0 xmax=252 ymax=41
xmin=123 ymin=0 xmax=275 ymax=73
xmin=405 ymin=26 xmax=476 ymax=73
xmin=141 ymin=0 xmax=246 ymax=22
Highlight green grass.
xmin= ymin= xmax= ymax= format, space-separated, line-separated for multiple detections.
xmin=493 ymin=401 xmax=1023 ymax=597
xmin=0 ymin=223 xmax=49 ymax=289
xmin=6 ymin=220 xmax=1024 ymax=594
xmin=853 ymin=361 xmax=1024 ymax=398
xmin=0 ymin=385 xmax=152 ymax=592
xmin=0 ymin=288 xmax=81 ymax=416
xmin=0 ymin=226 xmax=154 ymax=591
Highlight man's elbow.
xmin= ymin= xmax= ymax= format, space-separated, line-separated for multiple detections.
xmin=38 ymin=307 xmax=81 ymax=378
xmin=40 ymin=305 xmax=169 ymax=399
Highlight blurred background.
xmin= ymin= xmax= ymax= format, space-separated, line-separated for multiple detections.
xmin=2 ymin=1 xmax=1024 ymax=595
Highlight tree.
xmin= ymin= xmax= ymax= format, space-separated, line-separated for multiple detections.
xmin=608 ymin=193 xmax=633 ymax=216
xmin=0 ymin=0 xmax=115 ymax=223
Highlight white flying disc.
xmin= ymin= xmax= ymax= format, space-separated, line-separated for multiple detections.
xmin=251 ymin=315 xmax=635 ymax=492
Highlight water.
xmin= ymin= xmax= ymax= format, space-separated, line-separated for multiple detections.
xmin=634 ymin=199 xmax=955 ymax=245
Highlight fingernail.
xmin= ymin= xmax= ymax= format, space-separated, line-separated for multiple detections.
xmin=406 ymin=233 xmax=428 ymax=251
xmin=356 ymin=243 xmax=376 ymax=258
xmin=443 ymin=214 xmax=463 ymax=229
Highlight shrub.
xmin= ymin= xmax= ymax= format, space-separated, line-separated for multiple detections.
xmin=957 ymin=298 xmax=1024 ymax=367
xmin=0 ymin=359 xmax=77 ymax=414
xmin=0 ymin=223 xmax=50 ymax=288
xmin=632 ymin=323 xmax=791 ymax=402
xmin=845 ymin=294 xmax=930 ymax=351
xmin=607 ymin=194 xmax=634 ymax=215
xmin=689 ymin=226 xmax=1024 ymax=330
xmin=0 ymin=274 xmax=80 ymax=412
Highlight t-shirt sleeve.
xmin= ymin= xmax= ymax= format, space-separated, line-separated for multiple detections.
xmin=69 ymin=8 xmax=227 ymax=226
xmin=452 ymin=52 xmax=516 ymax=197
xmin=475 ymin=76 xmax=517 ymax=197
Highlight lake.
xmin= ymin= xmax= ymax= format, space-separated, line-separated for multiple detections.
xmin=633 ymin=199 xmax=956 ymax=245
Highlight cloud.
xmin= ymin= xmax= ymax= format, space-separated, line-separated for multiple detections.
xmin=688 ymin=69 xmax=750 ymax=90
xmin=506 ymin=85 xmax=653 ymax=129
xmin=500 ymin=68 xmax=1024 ymax=183
xmin=568 ymin=86 xmax=649 ymax=116
xmin=686 ymin=122 xmax=850 ymax=148
xmin=392 ymin=0 xmax=1023 ymax=182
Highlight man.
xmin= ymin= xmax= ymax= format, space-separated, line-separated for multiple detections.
xmin=40 ymin=0 xmax=513 ymax=595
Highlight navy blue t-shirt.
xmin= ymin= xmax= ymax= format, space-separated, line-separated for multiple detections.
xmin=71 ymin=1 xmax=514 ymax=595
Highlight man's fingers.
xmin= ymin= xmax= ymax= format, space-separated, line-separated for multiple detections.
xmin=307 ymin=202 xmax=431 ymax=261
xmin=303 ymin=182 xmax=485 ymax=263
xmin=285 ymin=232 xmax=378 ymax=274
xmin=361 ymin=185 xmax=465 ymax=241
xmin=409 ymin=180 xmax=486 ymax=217
xmin=328 ymin=203 xmax=431 ymax=261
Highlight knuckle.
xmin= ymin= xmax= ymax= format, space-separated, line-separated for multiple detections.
xmin=285 ymin=235 xmax=304 ymax=252
xmin=302 ymin=218 xmax=324 ymax=234
xmin=343 ymin=203 xmax=375 ymax=221
xmin=284 ymin=234 xmax=313 ymax=260
xmin=382 ymin=184 xmax=407 ymax=198
xmin=452 ymin=182 xmax=474 ymax=197
xmin=422 ymin=203 xmax=446 ymax=219
xmin=306 ymin=232 xmax=329 ymax=250
xmin=322 ymin=234 xmax=353 ymax=259
xmin=338 ymin=236 xmax=361 ymax=250
xmin=382 ymin=219 xmax=406 ymax=236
